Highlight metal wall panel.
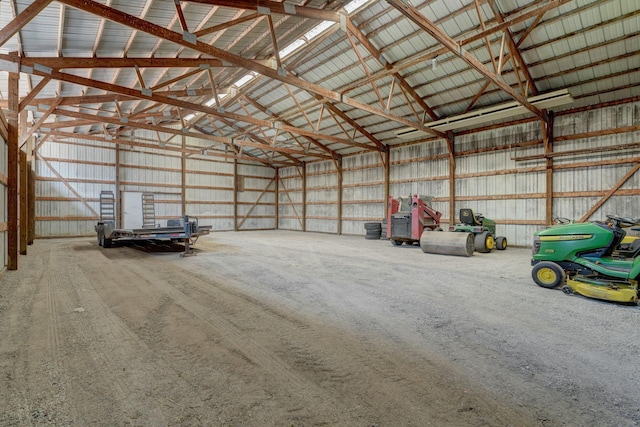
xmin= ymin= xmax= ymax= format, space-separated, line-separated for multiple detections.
xmin=30 ymin=101 xmax=640 ymax=249
xmin=391 ymin=140 xmax=450 ymax=223
xmin=36 ymin=138 xmax=115 ymax=237
xmin=236 ymin=163 xmax=276 ymax=230
xmin=119 ymin=148 xmax=182 ymax=226
xmin=278 ymin=166 xmax=303 ymax=231
xmin=306 ymin=160 xmax=338 ymax=234
xmin=342 ymin=151 xmax=385 ymax=235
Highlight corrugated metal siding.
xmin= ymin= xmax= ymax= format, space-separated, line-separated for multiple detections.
xmin=36 ymin=138 xmax=114 ymax=237
xmin=119 ymin=148 xmax=183 ymax=225
xmin=30 ymin=101 xmax=640 ymax=247
xmin=454 ymin=121 xmax=544 ymax=247
xmin=185 ymin=157 xmax=235 ymax=231
xmin=278 ymin=166 xmax=304 ymax=231
xmin=391 ymin=140 xmax=450 ymax=223
xmin=342 ymin=151 xmax=385 ymax=235
xmin=236 ymin=163 xmax=276 ymax=230
xmin=306 ymin=160 xmax=338 ymax=234
xmin=552 ymin=102 xmax=640 ymax=222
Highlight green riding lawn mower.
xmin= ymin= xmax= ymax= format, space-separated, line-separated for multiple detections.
xmin=449 ymin=208 xmax=508 ymax=253
xmin=531 ymin=215 xmax=640 ymax=304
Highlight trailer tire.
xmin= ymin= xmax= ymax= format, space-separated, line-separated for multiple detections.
xmin=391 ymin=239 xmax=403 ymax=246
xmin=532 ymin=261 xmax=565 ymax=289
xmin=495 ymin=236 xmax=507 ymax=250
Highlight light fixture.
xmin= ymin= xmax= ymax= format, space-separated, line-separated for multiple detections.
xmin=395 ymin=89 xmax=574 ymax=138
xmin=431 ymin=57 xmax=437 ymax=70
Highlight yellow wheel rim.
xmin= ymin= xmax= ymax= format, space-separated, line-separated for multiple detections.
xmin=536 ymin=267 xmax=558 ymax=285
xmin=486 ymin=235 xmax=495 ymax=250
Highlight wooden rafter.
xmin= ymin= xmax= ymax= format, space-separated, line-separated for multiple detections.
xmin=52 ymin=108 xmax=328 ymax=160
xmin=182 ymin=0 xmax=342 ymax=22
xmin=386 ymin=0 xmax=546 ymax=121
xmin=0 ymin=56 xmax=370 ymax=152
xmin=56 ymin=0 xmax=440 ymax=138
xmin=344 ymin=19 xmax=439 ymax=121
xmin=0 ymin=0 xmax=52 ymax=48
xmin=195 ymin=12 xmax=258 ymax=38
xmin=18 ymin=57 xmax=263 ymax=69
xmin=18 ymin=77 xmax=50 ymax=111
xmin=344 ymin=0 xmax=570 ymax=96
xmin=174 ymin=0 xmax=189 ymax=32
xmin=241 ymin=95 xmax=338 ymax=158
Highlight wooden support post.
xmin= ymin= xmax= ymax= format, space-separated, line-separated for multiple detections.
xmin=275 ymin=167 xmax=279 ymax=230
xmin=233 ymin=159 xmax=238 ymax=231
xmin=544 ymin=113 xmax=554 ymax=225
xmin=337 ymin=158 xmax=343 ymax=235
xmin=115 ymin=144 xmax=121 ymax=227
xmin=7 ymin=70 xmax=19 ymax=270
xmin=302 ymin=162 xmax=307 ymax=232
xmin=384 ymin=145 xmax=390 ymax=219
xmin=19 ymin=150 xmax=27 ymax=255
xmin=447 ymin=134 xmax=456 ymax=226
xmin=181 ymin=136 xmax=186 ymax=216
xmin=27 ymin=162 xmax=35 ymax=244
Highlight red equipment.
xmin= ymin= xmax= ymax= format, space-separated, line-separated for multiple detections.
xmin=386 ymin=195 xmax=442 ymax=246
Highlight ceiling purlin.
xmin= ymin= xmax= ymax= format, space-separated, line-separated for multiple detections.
xmin=472 ymin=0 xmax=498 ymax=74
xmin=0 ymin=0 xmax=52 ymax=48
xmin=195 ymin=12 xmax=259 ymax=38
xmin=52 ymin=107 xmax=319 ymax=160
xmin=385 ymin=0 xmax=545 ymax=122
xmin=486 ymin=1 xmax=538 ymax=97
xmin=315 ymin=95 xmax=386 ymax=151
xmin=125 ymin=4 xmax=222 ymax=121
xmin=56 ymin=0 xmax=439 ymax=139
xmin=2 ymin=56 xmax=366 ymax=155
xmin=230 ymin=101 xmax=305 ymax=165
xmin=345 ymin=31 xmax=385 ymax=110
xmin=182 ymin=0 xmax=342 ymax=23
xmin=344 ymin=0 xmax=569 ymax=97
xmin=18 ymin=57 xmax=261 ymax=69
xmin=87 ymin=0 xmax=156 ymax=134
xmin=241 ymin=94 xmax=339 ymax=158
xmin=343 ymin=18 xmax=439 ymax=121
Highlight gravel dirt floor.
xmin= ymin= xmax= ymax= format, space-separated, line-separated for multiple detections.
xmin=1 ymin=230 xmax=640 ymax=426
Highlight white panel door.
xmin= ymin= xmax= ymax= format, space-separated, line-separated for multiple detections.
xmin=122 ymin=191 xmax=144 ymax=229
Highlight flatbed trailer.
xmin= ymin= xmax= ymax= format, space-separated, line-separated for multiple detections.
xmin=95 ymin=191 xmax=211 ymax=255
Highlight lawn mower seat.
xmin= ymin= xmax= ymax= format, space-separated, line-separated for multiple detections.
xmin=616 ymin=238 xmax=640 ymax=258
xmin=460 ymin=208 xmax=482 ymax=226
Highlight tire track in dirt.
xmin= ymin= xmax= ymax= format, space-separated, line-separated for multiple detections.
xmin=120 ymin=256 xmax=320 ymax=394
xmin=185 ymin=238 xmax=546 ymax=426
xmin=160 ymin=251 xmax=540 ymax=426
xmin=70 ymin=244 xmax=217 ymax=425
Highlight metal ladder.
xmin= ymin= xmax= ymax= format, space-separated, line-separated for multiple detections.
xmin=142 ymin=192 xmax=156 ymax=228
xmin=99 ymin=191 xmax=116 ymax=222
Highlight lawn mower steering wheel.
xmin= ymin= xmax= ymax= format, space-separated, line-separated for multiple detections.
xmin=606 ymin=215 xmax=637 ymax=228
xmin=552 ymin=216 xmax=571 ymax=224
